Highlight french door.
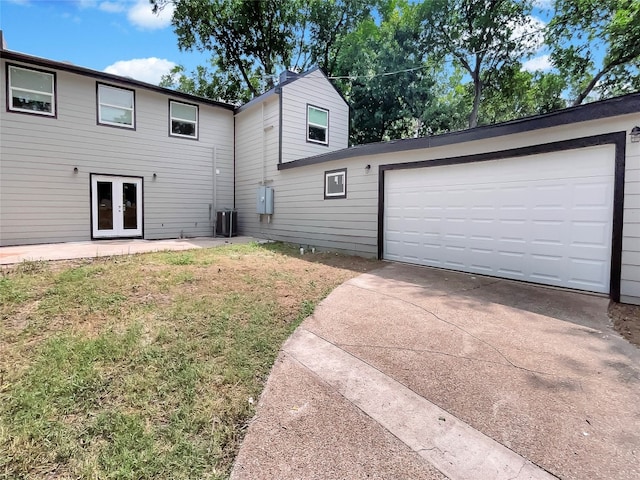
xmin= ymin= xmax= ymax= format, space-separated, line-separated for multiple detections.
xmin=91 ymin=175 xmax=143 ymax=238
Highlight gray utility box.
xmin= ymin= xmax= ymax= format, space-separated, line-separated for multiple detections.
xmin=216 ymin=210 xmax=237 ymax=237
xmin=256 ymin=186 xmax=274 ymax=214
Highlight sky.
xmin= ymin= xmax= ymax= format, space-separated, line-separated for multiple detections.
xmin=0 ymin=0 xmax=208 ymax=84
xmin=0 ymin=0 xmax=558 ymax=86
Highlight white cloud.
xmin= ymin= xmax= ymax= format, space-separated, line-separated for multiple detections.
xmin=522 ymin=54 xmax=553 ymax=72
xmin=104 ymin=57 xmax=176 ymax=84
xmin=127 ymin=0 xmax=174 ymax=30
xmin=99 ymin=1 xmax=126 ymax=13
xmin=531 ymin=0 xmax=553 ymax=9
xmin=511 ymin=16 xmax=546 ymax=54
xmin=76 ymin=0 xmax=98 ymax=8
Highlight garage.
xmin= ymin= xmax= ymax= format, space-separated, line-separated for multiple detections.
xmin=383 ymin=144 xmax=616 ymax=293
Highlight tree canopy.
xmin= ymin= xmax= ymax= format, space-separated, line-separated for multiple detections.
xmin=155 ymin=0 xmax=640 ymax=143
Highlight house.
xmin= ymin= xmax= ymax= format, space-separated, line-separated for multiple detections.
xmin=1 ymin=41 xmax=639 ymax=305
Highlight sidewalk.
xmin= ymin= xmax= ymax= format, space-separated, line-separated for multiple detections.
xmin=0 ymin=236 xmax=257 ymax=265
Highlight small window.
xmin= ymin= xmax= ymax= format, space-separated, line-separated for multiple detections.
xmin=169 ymin=100 xmax=198 ymax=138
xmin=8 ymin=65 xmax=55 ymax=116
xmin=308 ymin=105 xmax=329 ymax=145
xmin=324 ymin=168 xmax=347 ymax=199
xmin=97 ymin=83 xmax=135 ymax=128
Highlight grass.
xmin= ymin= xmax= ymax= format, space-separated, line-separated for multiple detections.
xmin=0 ymin=242 xmax=380 ymax=479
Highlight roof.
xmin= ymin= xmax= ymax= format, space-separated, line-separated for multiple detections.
xmin=234 ymin=66 xmax=348 ymax=114
xmin=278 ymin=92 xmax=640 ymax=170
xmin=0 ymin=47 xmax=236 ymax=111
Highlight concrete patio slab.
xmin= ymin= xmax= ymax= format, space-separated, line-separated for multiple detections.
xmin=0 ymin=236 xmax=258 ymax=265
xmin=232 ymin=263 xmax=640 ymax=480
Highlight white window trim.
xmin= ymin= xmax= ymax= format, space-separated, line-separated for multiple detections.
xmin=324 ymin=169 xmax=347 ymax=199
xmin=307 ymin=105 xmax=329 ymax=145
xmin=8 ymin=65 xmax=55 ymax=116
xmin=169 ymin=100 xmax=198 ymax=139
xmin=97 ymin=83 xmax=135 ymax=129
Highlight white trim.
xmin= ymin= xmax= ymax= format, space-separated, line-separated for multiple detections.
xmin=308 ymin=105 xmax=329 ymax=145
xmin=169 ymin=100 xmax=198 ymax=138
xmin=97 ymin=84 xmax=135 ymax=128
xmin=325 ymin=170 xmax=346 ymax=197
xmin=91 ymin=175 xmax=143 ymax=238
xmin=8 ymin=65 xmax=55 ymax=116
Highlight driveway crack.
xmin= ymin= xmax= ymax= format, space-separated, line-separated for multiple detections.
xmin=347 ymin=283 xmax=553 ymax=377
xmin=336 ymin=342 xmax=552 ymax=375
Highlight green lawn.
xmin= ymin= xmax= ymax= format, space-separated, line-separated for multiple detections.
xmin=0 ymin=243 xmax=379 ymax=479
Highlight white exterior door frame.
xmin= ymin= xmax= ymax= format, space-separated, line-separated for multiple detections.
xmin=91 ymin=174 xmax=143 ymax=238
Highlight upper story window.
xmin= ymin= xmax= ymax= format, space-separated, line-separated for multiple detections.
xmin=307 ymin=105 xmax=329 ymax=145
xmin=7 ymin=65 xmax=56 ymax=116
xmin=169 ymin=100 xmax=198 ymax=139
xmin=97 ymin=83 xmax=135 ymax=129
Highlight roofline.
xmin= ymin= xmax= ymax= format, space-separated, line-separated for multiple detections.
xmin=0 ymin=48 xmax=237 ymax=111
xmin=278 ymin=92 xmax=640 ymax=170
xmin=234 ymin=65 xmax=349 ymax=114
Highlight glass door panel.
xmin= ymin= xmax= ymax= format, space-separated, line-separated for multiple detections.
xmin=122 ymin=182 xmax=138 ymax=230
xmin=97 ymin=181 xmax=114 ymax=230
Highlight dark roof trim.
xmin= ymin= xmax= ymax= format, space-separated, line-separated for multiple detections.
xmin=0 ymin=49 xmax=236 ymax=111
xmin=278 ymin=92 xmax=640 ymax=170
xmin=234 ymin=65 xmax=348 ymax=114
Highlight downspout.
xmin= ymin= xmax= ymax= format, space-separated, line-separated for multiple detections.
xmin=212 ymin=145 xmax=217 ymax=236
xmin=262 ymin=102 xmax=266 ymax=185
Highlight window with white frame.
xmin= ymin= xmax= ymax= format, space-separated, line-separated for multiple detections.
xmin=97 ymin=83 xmax=135 ymax=128
xmin=307 ymin=105 xmax=329 ymax=145
xmin=169 ymin=100 xmax=198 ymax=138
xmin=324 ymin=168 xmax=347 ymax=199
xmin=8 ymin=65 xmax=55 ymax=116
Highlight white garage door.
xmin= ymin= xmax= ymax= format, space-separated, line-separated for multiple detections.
xmin=384 ymin=145 xmax=615 ymax=293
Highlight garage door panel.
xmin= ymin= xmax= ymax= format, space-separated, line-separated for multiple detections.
xmin=384 ymin=145 xmax=614 ymax=293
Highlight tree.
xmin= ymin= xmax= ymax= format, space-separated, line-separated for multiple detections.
xmin=546 ymin=0 xmax=640 ymax=106
xmin=152 ymin=0 xmax=301 ymax=103
xmin=152 ymin=0 xmax=375 ymax=103
xmin=478 ymin=67 xmax=567 ymax=124
xmin=416 ymin=0 xmax=540 ymax=128
xmin=332 ymin=1 xmax=438 ymax=143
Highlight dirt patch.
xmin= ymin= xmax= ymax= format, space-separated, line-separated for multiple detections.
xmin=609 ymin=302 xmax=640 ymax=347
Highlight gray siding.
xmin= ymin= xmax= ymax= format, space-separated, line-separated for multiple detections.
xmin=280 ymin=69 xmax=348 ymax=163
xmin=0 ymin=59 xmax=234 ymax=246
xmin=235 ymin=112 xmax=640 ymax=305
xmin=235 ymin=96 xmax=280 ymax=238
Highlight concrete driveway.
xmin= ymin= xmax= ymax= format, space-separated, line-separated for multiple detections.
xmin=231 ymin=263 xmax=640 ymax=480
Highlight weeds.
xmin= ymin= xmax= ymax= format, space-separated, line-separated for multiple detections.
xmin=0 ymin=242 xmax=379 ymax=479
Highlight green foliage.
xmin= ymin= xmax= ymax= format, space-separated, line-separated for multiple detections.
xmin=334 ymin=1 xmax=437 ymax=143
xmin=417 ymin=0 xmax=540 ymax=128
xmin=546 ymin=0 xmax=640 ymax=105
xmin=154 ymin=0 xmax=639 ymax=139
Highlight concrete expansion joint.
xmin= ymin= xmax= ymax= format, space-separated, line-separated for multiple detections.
xmin=284 ymin=328 xmax=559 ymax=480
xmin=344 ymin=283 xmax=554 ymax=377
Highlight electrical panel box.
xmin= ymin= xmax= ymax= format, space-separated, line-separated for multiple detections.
xmin=256 ymin=186 xmax=274 ymax=214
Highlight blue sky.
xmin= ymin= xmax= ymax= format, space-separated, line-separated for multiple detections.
xmin=0 ymin=0 xmax=209 ymax=84
xmin=1 ymin=0 xmax=557 ymax=86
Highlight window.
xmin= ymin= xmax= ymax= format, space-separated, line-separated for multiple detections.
xmin=169 ymin=100 xmax=198 ymax=138
xmin=324 ymin=168 xmax=347 ymax=199
xmin=7 ymin=65 xmax=55 ymax=116
xmin=97 ymin=83 xmax=135 ymax=128
xmin=307 ymin=105 xmax=329 ymax=145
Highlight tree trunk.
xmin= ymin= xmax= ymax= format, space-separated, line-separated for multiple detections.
xmin=468 ymin=79 xmax=482 ymax=128
xmin=572 ymin=69 xmax=607 ymax=106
